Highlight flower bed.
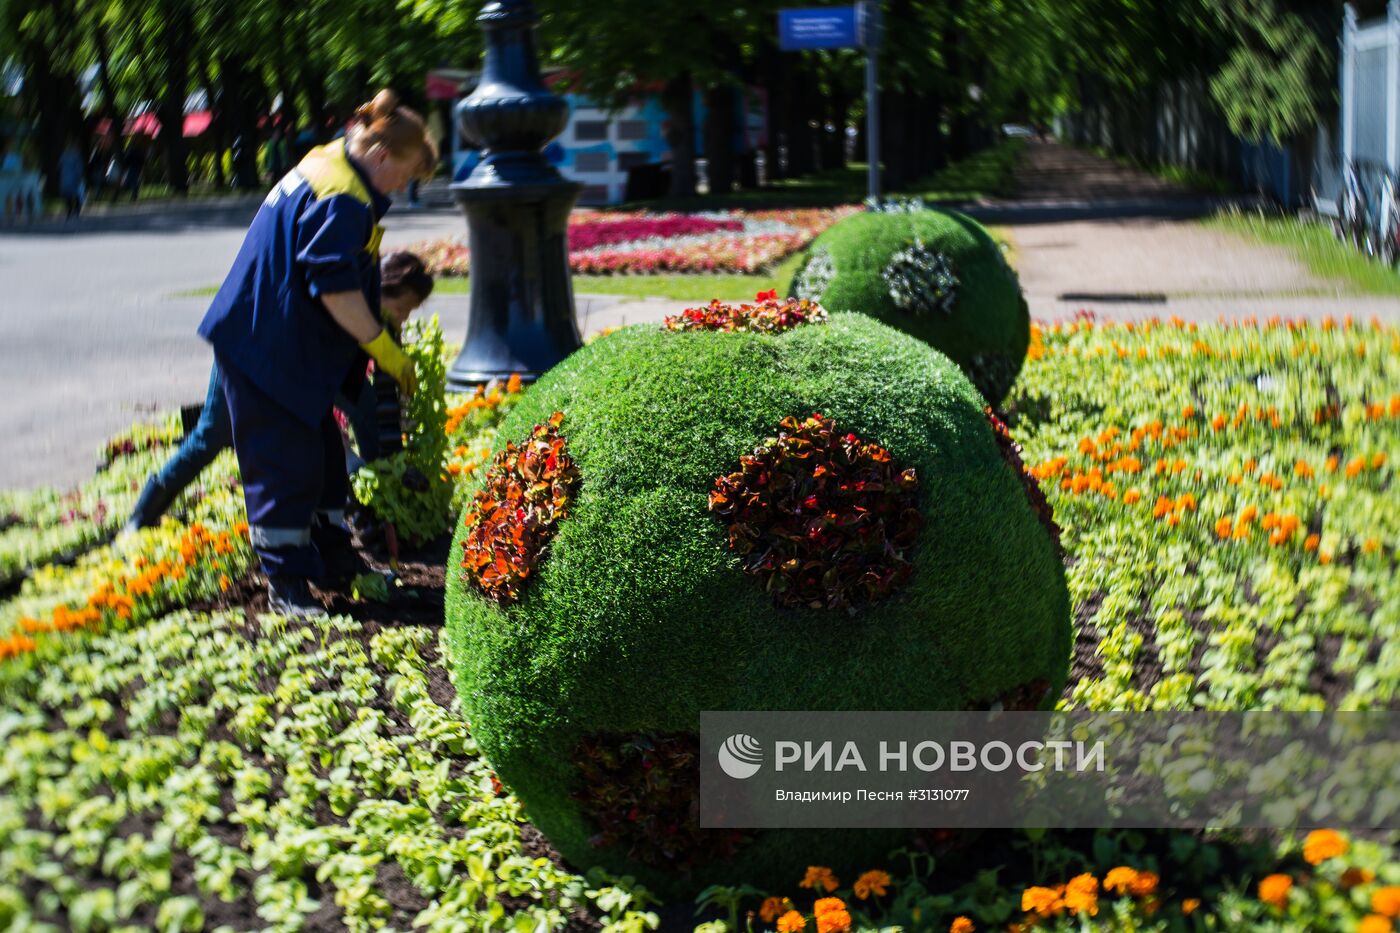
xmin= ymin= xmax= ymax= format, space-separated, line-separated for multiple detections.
xmin=1 ymin=308 xmax=1399 ymax=931
xmin=412 ymin=207 xmax=859 ymax=277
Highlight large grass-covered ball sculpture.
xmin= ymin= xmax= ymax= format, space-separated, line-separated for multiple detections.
xmin=789 ymin=208 xmax=1030 ymax=404
xmin=444 ymin=296 xmax=1069 ymax=900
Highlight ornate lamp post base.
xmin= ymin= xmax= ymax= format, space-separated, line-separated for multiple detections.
xmin=445 ymin=0 xmax=583 ymax=391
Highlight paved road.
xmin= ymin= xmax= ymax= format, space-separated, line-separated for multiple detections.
xmin=4 ymin=140 xmax=1399 ymax=490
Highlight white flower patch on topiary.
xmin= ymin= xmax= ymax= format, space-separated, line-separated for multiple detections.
xmin=882 ymin=238 xmax=959 ymax=316
xmin=792 ymin=247 xmax=836 ymax=301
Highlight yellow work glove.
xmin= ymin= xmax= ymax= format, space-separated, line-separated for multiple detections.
xmin=361 ymin=328 xmax=417 ymax=398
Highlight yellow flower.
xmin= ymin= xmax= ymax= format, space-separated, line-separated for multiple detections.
xmin=1374 ymin=886 xmax=1400 ymax=919
xmin=777 ymin=910 xmax=806 ymax=932
xmin=1063 ymin=873 xmax=1099 ymax=916
xmin=800 ymin=866 xmax=839 ymax=893
xmin=949 ymin=917 xmax=975 ymax=933
xmin=1104 ymin=867 xmax=1138 ymax=895
xmin=1302 ymin=828 xmax=1348 ymax=865
xmin=1359 ymin=915 xmax=1394 ymax=933
xmin=1021 ymin=885 xmax=1064 ymax=916
xmin=853 ymin=870 xmax=890 ymax=900
xmin=1258 ymin=873 xmax=1292 ymax=908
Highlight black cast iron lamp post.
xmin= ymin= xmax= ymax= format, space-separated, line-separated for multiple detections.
xmin=445 ymin=0 xmax=583 ymax=390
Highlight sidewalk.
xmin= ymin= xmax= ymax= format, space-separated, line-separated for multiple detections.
xmin=999 ymin=140 xmax=1400 ymax=323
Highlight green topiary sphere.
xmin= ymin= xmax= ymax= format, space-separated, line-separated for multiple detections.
xmin=444 ymin=310 xmax=1069 ymax=901
xmin=789 ymin=208 xmax=1030 ymax=404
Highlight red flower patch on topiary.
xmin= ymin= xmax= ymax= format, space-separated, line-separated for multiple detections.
xmin=663 ymin=290 xmax=828 ymax=335
xmin=709 ymin=413 xmax=922 ymax=613
xmin=460 ymin=411 xmax=580 ymax=605
xmin=570 ymin=731 xmax=753 ymax=874
xmin=985 ymin=407 xmax=1063 ymax=560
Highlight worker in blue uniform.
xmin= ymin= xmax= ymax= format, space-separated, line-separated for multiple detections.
xmin=197 ymin=89 xmax=437 ymax=617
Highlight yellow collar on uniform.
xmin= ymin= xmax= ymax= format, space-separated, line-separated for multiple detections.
xmin=293 ymin=138 xmax=384 ymax=258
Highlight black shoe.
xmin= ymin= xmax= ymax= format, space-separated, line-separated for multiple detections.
xmin=267 ymin=575 xmax=327 ymax=619
xmin=311 ymin=521 xmax=370 ymax=586
xmin=123 ymin=474 xmax=178 ymax=533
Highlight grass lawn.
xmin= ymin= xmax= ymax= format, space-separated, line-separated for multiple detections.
xmin=624 ymin=137 xmax=1025 ymax=212
xmin=1202 ymin=208 xmax=1400 ymax=298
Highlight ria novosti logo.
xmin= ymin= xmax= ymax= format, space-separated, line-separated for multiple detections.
xmin=717 ymin=733 xmax=764 ymax=779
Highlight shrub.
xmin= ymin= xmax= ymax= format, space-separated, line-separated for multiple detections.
xmin=788 ymin=209 xmax=1029 ymax=404
xmin=443 ymin=311 xmax=1071 ymax=899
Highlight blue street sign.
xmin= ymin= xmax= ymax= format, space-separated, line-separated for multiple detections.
xmin=777 ymin=7 xmax=859 ymax=50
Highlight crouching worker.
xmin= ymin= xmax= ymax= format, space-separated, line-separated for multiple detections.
xmin=196 ymin=89 xmax=436 ymax=617
xmin=121 ymin=250 xmax=434 ymax=534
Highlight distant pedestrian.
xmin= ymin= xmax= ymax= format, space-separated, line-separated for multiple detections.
xmin=59 ymin=143 xmax=86 ymax=218
xmin=122 ymin=142 xmax=145 ymax=201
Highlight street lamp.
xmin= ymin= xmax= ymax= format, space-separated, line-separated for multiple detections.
xmin=445 ymin=0 xmax=583 ymax=391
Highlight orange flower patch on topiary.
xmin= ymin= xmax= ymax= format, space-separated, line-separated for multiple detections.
xmin=985 ymin=408 xmax=1063 ymax=560
xmin=663 ymin=290 xmax=828 ymax=335
xmin=709 ymin=413 xmax=922 ymax=613
xmin=460 ymin=411 xmax=580 ymax=605
xmin=570 ymin=730 xmax=753 ymax=874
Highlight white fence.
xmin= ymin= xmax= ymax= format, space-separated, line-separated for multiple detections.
xmin=1315 ymin=1 xmax=1400 ymax=214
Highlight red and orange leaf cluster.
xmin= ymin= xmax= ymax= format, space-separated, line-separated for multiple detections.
xmin=460 ymin=411 xmax=580 ymax=605
xmin=662 ymin=290 xmax=829 ymax=335
xmin=985 ymin=408 xmax=1064 ymax=560
xmin=570 ymin=730 xmax=751 ymax=873
xmin=709 ymin=413 xmax=922 ymax=614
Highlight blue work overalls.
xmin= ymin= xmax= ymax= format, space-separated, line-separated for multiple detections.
xmin=197 ymin=138 xmax=390 ymax=579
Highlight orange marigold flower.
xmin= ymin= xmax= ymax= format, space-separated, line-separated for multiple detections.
xmin=1304 ymin=534 xmax=1320 ymax=551
xmin=1359 ymin=915 xmax=1394 ymax=933
xmin=813 ymin=898 xmax=846 ymax=917
xmin=1373 ymin=453 xmax=1388 ymax=470
xmin=1063 ymin=873 xmax=1099 ymax=916
xmin=1211 ymin=414 xmax=1226 ymax=431
xmin=1123 ymin=488 xmax=1142 ymax=505
xmin=219 ymin=574 xmax=231 ymax=593
xmin=1364 ymin=537 xmax=1381 ymax=554
xmin=777 ymin=910 xmax=806 ymax=932
xmin=1258 ymin=873 xmax=1292 ymax=908
xmin=1374 ymin=886 xmax=1400 ymax=918
xmin=815 ymin=906 xmax=851 ymax=933
xmin=853 ymin=870 xmax=890 ymax=900
xmin=759 ymin=897 xmax=787 ymax=924
xmin=800 ymin=866 xmax=839 ymax=893
xmin=1325 ymin=455 xmax=1340 ymax=472
xmin=1176 ymin=493 xmax=1196 ymax=511
xmin=1347 ymin=458 xmax=1366 ymax=478
xmin=0 ymin=633 xmax=38 ymax=661
xmin=1128 ymin=870 xmax=1158 ymax=897
xmin=950 ymin=917 xmax=975 ymax=933
xmin=1021 ymin=885 xmax=1065 ymax=916
xmin=1341 ymin=867 xmax=1376 ymax=889
xmin=1302 ymin=829 xmax=1348 ymax=865
xmin=1105 ymin=861 xmax=1139 ymax=894
xmin=1216 ymin=518 xmax=1233 ymax=540
xmin=1240 ymin=504 xmax=1259 ymax=523
xmin=1294 ymin=460 xmax=1314 ymax=479
xmin=1182 ymin=897 xmax=1201 ymax=914
xmin=1182 ymin=404 xmax=1196 ymax=419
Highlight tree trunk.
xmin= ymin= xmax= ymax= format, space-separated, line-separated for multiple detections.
xmin=220 ymin=56 xmax=262 ymax=190
xmin=703 ymin=83 xmax=737 ymax=197
xmin=157 ymin=1 xmax=191 ymax=194
xmin=197 ymin=55 xmax=226 ymax=188
xmin=662 ymin=72 xmax=697 ymax=198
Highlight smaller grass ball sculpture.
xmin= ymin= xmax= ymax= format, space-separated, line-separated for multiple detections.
xmin=444 ymin=293 xmax=1070 ymax=900
xmin=790 ymin=207 xmax=1030 ymax=405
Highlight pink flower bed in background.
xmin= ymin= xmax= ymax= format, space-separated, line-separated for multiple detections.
xmin=412 ymin=206 xmax=859 ymax=276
